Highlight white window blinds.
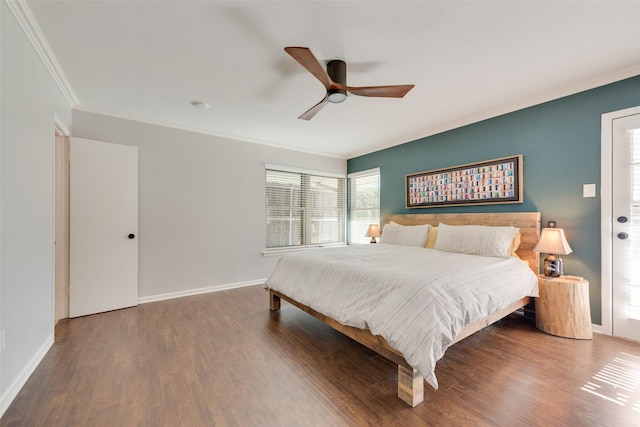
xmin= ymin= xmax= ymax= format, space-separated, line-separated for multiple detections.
xmin=348 ymin=168 xmax=380 ymax=244
xmin=265 ymin=167 xmax=346 ymax=249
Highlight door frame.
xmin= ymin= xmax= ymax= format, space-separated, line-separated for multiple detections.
xmin=52 ymin=113 xmax=70 ymax=334
xmin=600 ymin=105 xmax=640 ymax=336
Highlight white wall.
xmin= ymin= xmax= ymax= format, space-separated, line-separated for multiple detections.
xmin=1 ymin=1 xmax=72 ymax=415
xmin=72 ymin=110 xmax=346 ymax=300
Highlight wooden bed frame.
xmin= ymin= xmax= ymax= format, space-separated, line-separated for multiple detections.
xmin=269 ymin=212 xmax=541 ymax=406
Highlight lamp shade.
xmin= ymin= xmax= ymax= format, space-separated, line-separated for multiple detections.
xmin=365 ymin=224 xmax=381 ymax=238
xmin=533 ymin=228 xmax=573 ymax=255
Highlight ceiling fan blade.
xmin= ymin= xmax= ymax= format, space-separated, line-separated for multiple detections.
xmin=284 ymin=47 xmax=333 ymax=89
xmin=346 ymin=84 xmax=415 ymax=98
xmin=298 ymin=96 xmax=329 ymax=121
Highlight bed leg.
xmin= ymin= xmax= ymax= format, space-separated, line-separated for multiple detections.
xmin=397 ymin=365 xmax=424 ymax=407
xmin=269 ymin=290 xmax=281 ymax=311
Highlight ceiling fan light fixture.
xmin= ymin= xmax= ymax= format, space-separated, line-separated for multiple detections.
xmin=327 ymin=90 xmax=347 ymax=103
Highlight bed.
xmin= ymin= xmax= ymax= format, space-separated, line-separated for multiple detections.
xmin=266 ymin=212 xmax=540 ymax=406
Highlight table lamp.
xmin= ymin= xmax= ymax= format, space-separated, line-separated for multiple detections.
xmin=365 ymin=224 xmax=381 ymax=244
xmin=533 ymin=222 xmax=572 ymax=277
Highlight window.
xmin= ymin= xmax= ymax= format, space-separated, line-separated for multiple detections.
xmin=626 ymin=127 xmax=640 ymax=320
xmin=348 ymin=168 xmax=380 ymax=244
xmin=265 ymin=165 xmax=345 ymax=250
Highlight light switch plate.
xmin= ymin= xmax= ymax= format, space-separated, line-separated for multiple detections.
xmin=583 ymin=183 xmax=596 ymax=198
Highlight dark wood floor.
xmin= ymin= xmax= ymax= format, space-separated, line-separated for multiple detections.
xmin=3 ymin=285 xmax=640 ymax=426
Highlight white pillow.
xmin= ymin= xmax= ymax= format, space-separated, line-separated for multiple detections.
xmin=433 ymin=223 xmax=519 ymax=258
xmin=379 ymin=223 xmax=431 ymax=247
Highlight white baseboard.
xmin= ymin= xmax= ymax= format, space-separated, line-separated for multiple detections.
xmin=0 ymin=334 xmax=54 ymax=418
xmin=591 ymin=324 xmax=604 ymax=335
xmin=137 ymin=279 xmax=267 ymax=305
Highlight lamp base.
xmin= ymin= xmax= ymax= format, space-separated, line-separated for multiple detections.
xmin=543 ymin=254 xmax=564 ymax=277
xmin=370 ymin=237 xmax=377 ymax=244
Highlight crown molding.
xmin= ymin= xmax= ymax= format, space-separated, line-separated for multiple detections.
xmin=348 ymin=64 xmax=640 ymax=159
xmin=5 ymin=0 xmax=79 ymax=107
xmin=73 ymin=104 xmax=348 ymax=160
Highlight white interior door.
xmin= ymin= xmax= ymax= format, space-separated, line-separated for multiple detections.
xmin=70 ymin=137 xmax=138 ymax=318
xmin=612 ymin=112 xmax=640 ymax=341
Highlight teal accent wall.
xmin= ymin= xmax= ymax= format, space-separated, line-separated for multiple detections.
xmin=347 ymin=75 xmax=640 ymax=325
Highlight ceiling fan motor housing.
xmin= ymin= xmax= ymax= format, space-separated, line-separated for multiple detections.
xmin=327 ymin=60 xmax=347 ymax=103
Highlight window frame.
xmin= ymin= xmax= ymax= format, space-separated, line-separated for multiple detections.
xmin=264 ymin=164 xmax=346 ymax=254
xmin=348 ymin=168 xmax=381 ymax=245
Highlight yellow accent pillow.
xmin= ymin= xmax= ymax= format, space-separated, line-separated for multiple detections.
xmin=425 ymin=227 xmax=439 ymax=249
xmin=509 ymin=231 xmax=521 ymax=258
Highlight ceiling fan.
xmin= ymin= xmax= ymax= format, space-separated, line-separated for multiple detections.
xmin=284 ymin=47 xmax=415 ymax=120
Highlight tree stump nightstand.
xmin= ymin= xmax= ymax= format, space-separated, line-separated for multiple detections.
xmin=535 ymin=275 xmax=593 ymax=339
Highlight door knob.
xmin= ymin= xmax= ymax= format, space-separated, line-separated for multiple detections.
xmin=618 ymin=232 xmax=629 ymax=240
xmin=617 ymin=216 xmax=628 ymax=223
xmin=128 ymin=233 xmax=135 ymax=239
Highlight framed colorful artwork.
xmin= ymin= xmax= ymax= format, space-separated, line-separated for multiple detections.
xmin=406 ymin=155 xmax=523 ymax=208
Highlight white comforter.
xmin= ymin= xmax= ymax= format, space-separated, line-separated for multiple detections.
xmin=265 ymin=244 xmax=538 ymax=389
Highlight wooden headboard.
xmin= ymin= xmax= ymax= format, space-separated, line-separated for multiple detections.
xmin=384 ymin=212 xmax=541 ymax=274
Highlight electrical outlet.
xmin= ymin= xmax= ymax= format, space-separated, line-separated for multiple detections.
xmin=0 ymin=330 xmax=5 ymax=354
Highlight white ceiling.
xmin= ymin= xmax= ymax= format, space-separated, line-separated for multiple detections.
xmin=25 ymin=1 xmax=640 ymax=159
